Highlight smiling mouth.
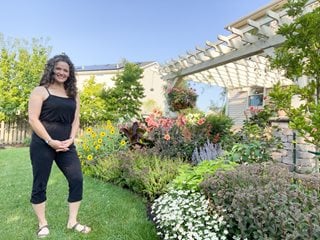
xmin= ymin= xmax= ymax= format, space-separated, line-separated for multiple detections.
xmin=56 ymin=74 xmax=66 ymax=78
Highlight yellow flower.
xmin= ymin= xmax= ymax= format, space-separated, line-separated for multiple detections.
xmin=87 ymin=155 xmax=93 ymax=161
xmin=106 ymin=120 xmax=113 ymax=129
xmin=100 ymin=131 xmax=106 ymax=137
xmin=86 ymin=127 xmax=93 ymax=133
xmin=120 ymin=140 xmax=126 ymax=146
xmin=95 ymin=145 xmax=101 ymax=150
xmin=110 ymin=128 xmax=115 ymax=135
xmin=97 ymin=139 xmax=103 ymax=144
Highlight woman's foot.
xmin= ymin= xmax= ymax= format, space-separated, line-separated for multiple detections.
xmin=37 ymin=225 xmax=49 ymax=238
xmin=67 ymin=222 xmax=91 ymax=234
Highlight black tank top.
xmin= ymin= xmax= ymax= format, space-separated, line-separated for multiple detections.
xmin=39 ymin=88 xmax=76 ymax=124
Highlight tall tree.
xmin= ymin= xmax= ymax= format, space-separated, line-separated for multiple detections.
xmin=0 ymin=34 xmax=51 ymax=122
xmin=105 ymin=62 xmax=145 ymax=121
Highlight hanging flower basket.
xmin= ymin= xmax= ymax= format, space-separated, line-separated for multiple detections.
xmin=167 ymin=87 xmax=198 ymax=112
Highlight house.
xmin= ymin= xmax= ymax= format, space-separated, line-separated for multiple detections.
xmin=75 ymin=61 xmax=166 ymax=115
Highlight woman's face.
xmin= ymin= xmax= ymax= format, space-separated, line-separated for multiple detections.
xmin=53 ymin=61 xmax=70 ymax=83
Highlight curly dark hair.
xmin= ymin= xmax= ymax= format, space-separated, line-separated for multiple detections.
xmin=39 ymin=54 xmax=78 ymax=98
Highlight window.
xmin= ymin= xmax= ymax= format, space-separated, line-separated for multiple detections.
xmin=248 ymin=87 xmax=264 ymax=107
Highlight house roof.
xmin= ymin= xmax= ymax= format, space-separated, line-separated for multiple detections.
xmin=160 ymin=0 xmax=318 ymax=89
xmin=75 ymin=61 xmax=155 ymax=72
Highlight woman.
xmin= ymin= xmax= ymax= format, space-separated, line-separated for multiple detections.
xmin=28 ymin=54 xmax=91 ymax=238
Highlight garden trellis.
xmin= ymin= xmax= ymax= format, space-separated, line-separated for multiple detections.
xmin=160 ymin=0 xmax=318 ymax=89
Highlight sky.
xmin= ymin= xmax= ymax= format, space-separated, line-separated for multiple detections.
xmin=0 ymin=0 xmax=272 ymax=111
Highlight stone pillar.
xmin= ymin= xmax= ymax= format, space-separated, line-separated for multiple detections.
xmin=270 ymin=117 xmax=316 ymax=173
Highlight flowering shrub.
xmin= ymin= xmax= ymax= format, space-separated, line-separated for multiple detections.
xmin=166 ymin=86 xmax=198 ymax=112
xmin=116 ymin=150 xmax=187 ymax=200
xmin=77 ymin=120 xmax=127 ymax=168
xmin=144 ymin=110 xmax=208 ymax=160
xmin=151 ymin=189 xmax=229 ymax=240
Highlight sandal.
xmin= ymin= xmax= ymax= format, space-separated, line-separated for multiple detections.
xmin=68 ymin=222 xmax=91 ymax=234
xmin=37 ymin=225 xmax=49 ymax=238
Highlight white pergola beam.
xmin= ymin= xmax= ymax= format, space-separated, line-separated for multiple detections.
xmin=163 ymin=34 xmax=285 ymax=81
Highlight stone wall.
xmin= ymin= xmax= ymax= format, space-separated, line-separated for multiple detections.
xmin=270 ymin=117 xmax=317 ymax=173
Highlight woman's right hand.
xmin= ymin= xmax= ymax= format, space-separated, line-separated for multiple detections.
xmin=48 ymin=139 xmax=70 ymax=152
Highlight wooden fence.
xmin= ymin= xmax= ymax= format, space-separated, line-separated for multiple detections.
xmin=0 ymin=120 xmax=31 ymax=145
xmin=0 ymin=121 xmax=87 ymax=146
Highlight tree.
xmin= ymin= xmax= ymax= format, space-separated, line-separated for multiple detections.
xmin=79 ymin=76 xmax=109 ymax=125
xmin=269 ymin=0 xmax=320 ymax=169
xmin=0 ymin=34 xmax=51 ymax=122
xmin=271 ymin=0 xmax=320 ymax=82
xmin=105 ymin=62 xmax=145 ymax=121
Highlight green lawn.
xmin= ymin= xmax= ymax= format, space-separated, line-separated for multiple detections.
xmin=0 ymin=147 xmax=159 ymax=240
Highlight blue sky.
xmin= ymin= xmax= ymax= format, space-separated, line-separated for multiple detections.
xmin=0 ymin=0 xmax=271 ymax=111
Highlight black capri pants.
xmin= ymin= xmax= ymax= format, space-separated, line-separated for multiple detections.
xmin=29 ymin=123 xmax=83 ymax=204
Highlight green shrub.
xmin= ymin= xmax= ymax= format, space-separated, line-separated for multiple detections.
xmin=151 ymin=189 xmax=229 ymax=239
xmin=89 ymin=153 xmax=124 ymax=185
xmin=201 ymin=163 xmax=320 ymax=239
xmin=225 ymin=140 xmax=272 ymax=163
xmin=204 ymin=113 xmax=233 ymax=143
xmin=118 ymin=150 xmax=187 ymax=200
xmin=171 ymin=159 xmax=237 ymax=191
xmin=22 ymin=136 xmax=31 ymax=146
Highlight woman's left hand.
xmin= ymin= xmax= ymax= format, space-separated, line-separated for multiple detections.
xmin=60 ymin=138 xmax=74 ymax=148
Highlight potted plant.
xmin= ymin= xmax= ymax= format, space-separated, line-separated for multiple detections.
xmin=166 ymin=86 xmax=198 ymax=112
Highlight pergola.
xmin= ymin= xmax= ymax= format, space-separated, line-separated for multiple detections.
xmin=160 ymin=0 xmax=318 ymax=90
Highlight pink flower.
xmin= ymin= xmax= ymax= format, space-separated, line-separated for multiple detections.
xmin=176 ymin=114 xmax=187 ymax=127
xmin=197 ymin=118 xmax=205 ymax=125
xmin=163 ymin=133 xmax=171 ymax=141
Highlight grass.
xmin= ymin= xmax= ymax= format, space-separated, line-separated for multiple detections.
xmin=0 ymin=147 xmax=159 ymax=240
